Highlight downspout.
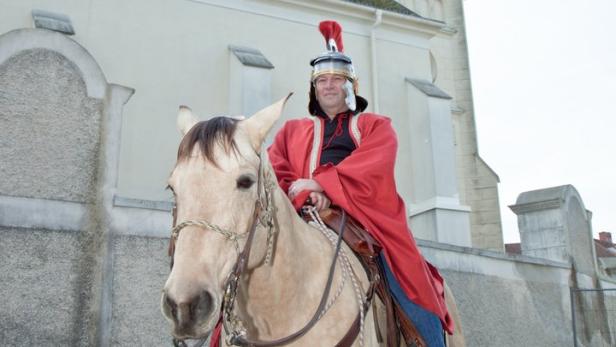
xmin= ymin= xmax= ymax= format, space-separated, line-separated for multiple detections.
xmin=370 ymin=9 xmax=382 ymax=114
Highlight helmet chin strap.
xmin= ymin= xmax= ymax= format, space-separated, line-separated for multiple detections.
xmin=343 ymin=79 xmax=356 ymax=112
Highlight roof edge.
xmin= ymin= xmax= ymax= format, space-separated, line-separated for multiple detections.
xmin=279 ymin=0 xmax=447 ymax=37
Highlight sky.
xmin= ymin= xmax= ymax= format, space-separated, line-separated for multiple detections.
xmin=462 ymin=0 xmax=616 ymax=243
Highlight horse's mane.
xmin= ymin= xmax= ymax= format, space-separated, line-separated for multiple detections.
xmin=177 ymin=116 xmax=240 ymax=167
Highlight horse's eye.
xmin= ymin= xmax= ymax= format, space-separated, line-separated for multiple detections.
xmin=236 ymin=175 xmax=255 ymax=190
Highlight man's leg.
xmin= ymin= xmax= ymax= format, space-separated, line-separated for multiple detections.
xmin=379 ymin=255 xmax=445 ymax=347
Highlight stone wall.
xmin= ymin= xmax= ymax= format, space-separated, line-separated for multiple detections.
xmin=0 ymin=30 xmax=105 ymax=346
xmin=0 ymin=28 xmax=133 ymax=346
xmin=571 ymin=287 xmax=616 ymax=346
xmin=443 ymin=271 xmax=571 ymax=346
xmin=110 ymin=235 xmax=169 ymax=346
xmin=0 ymin=227 xmax=82 ymax=345
xmin=511 ymin=185 xmax=596 ymax=275
xmin=1 ymin=222 xmax=597 ymax=346
xmin=510 ymin=185 xmax=616 ymax=346
xmin=3 ymin=206 xmax=614 ymax=346
xmin=420 ymin=239 xmax=574 ymax=346
xmin=0 ymin=49 xmax=102 ymax=203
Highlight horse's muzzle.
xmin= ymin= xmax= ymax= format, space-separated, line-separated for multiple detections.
xmin=162 ymin=289 xmax=215 ymax=338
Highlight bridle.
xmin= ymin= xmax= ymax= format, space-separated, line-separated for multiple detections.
xmin=168 ymin=153 xmax=374 ymax=347
xmin=168 ymin=156 xmax=276 ymax=268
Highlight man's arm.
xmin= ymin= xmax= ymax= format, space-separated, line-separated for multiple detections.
xmin=312 ymin=115 xmax=399 ymax=214
xmin=267 ymin=122 xmax=300 ymax=194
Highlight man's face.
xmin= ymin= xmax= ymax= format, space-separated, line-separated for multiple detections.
xmin=314 ymin=74 xmax=348 ymax=114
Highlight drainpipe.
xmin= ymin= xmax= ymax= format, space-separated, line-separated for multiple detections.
xmin=370 ymin=9 xmax=382 ymax=114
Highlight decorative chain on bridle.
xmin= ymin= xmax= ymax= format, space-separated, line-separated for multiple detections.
xmin=171 ymin=220 xmax=247 ymax=254
xmin=169 ymin=157 xmax=277 ymax=262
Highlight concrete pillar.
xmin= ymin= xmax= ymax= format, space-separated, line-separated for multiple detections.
xmin=228 ymin=45 xmax=274 ymax=116
xmin=0 ymin=28 xmax=134 ymax=346
xmin=509 ymin=185 xmax=595 ymax=275
xmin=405 ymin=78 xmax=471 ymax=247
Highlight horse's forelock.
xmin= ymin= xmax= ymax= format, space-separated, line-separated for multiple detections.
xmin=176 ymin=116 xmax=240 ymax=167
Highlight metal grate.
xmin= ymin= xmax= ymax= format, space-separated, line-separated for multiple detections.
xmin=570 ymin=287 xmax=616 ymax=346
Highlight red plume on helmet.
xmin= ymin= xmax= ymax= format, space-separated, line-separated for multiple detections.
xmin=319 ymin=20 xmax=344 ymax=53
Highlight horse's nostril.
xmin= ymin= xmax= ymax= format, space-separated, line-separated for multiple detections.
xmin=166 ymin=295 xmax=175 ymax=308
xmin=164 ymin=290 xmax=214 ymax=328
xmin=163 ymin=294 xmax=177 ymax=321
xmin=191 ymin=291 xmax=214 ymax=320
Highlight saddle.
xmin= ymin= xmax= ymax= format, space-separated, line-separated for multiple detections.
xmin=306 ymin=207 xmax=426 ymax=347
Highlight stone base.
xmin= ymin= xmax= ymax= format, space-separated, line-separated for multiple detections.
xmin=410 ymin=206 xmax=471 ymax=247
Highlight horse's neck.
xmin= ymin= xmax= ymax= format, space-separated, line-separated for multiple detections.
xmin=239 ymin=184 xmax=335 ymax=335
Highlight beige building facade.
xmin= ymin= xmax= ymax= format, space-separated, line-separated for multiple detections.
xmin=0 ymin=0 xmax=502 ymax=248
xmin=400 ymin=0 xmax=504 ymax=250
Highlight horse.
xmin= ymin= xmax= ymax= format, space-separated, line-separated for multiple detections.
xmin=161 ymin=95 xmax=465 ymax=346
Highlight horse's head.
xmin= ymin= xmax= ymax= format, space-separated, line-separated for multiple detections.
xmin=161 ymin=95 xmax=291 ymax=339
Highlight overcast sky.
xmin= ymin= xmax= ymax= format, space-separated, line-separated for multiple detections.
xmin=462 ymin=0 xmax=616 ymax=243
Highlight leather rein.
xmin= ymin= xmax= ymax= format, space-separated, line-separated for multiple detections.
xmin=168 ymin=155 xmax=374 ymax=347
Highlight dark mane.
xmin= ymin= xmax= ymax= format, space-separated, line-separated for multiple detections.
xmin=177 ymin=116 xmax=240 ymax=166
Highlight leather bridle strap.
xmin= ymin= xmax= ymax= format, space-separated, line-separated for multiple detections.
xmin=221 ymin=201 xmax=262 ymax=312
xmin=225 ymin=211 xmax=362 ymax=347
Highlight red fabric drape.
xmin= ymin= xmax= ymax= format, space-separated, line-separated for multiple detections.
xmin=268 ymin=114 xmax=453 ymax=333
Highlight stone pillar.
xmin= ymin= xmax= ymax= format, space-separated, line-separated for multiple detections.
xmin=228 ymin=45 xmax=274 ymax=116
xmin=0 ymin=28 xmax=133 ymax=346
xmin=509 ymin=185 xmax=595 ymax=275
xmin=405 ymin=78 xmax=471 ymax=247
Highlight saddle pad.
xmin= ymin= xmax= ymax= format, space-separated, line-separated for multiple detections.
xmin=316 ymin=207 xmax=382 ymax=257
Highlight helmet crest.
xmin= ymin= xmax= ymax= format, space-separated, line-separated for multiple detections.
xmin=319 ymin=20 xmax=344 ymax=53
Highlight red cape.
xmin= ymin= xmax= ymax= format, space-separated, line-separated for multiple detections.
xmin=268 ymin=113 xmax=453 ymax=333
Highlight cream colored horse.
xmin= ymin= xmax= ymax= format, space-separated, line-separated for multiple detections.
xmin=161 ymin=96 xmax=465 ymax=346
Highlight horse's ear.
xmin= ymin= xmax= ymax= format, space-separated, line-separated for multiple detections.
xmin=177 ymin=106 xmax=199 ymax=136
xmin=242 ymin=93 xmax=293 ymax=151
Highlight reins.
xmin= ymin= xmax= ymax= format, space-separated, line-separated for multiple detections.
xmin=223 ymin=210 xmax=349 ymax=347
xmin=168 ymin=153 xmax=374 ymax=347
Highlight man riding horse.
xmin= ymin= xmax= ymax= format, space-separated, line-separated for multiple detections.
xmin=267 ymin=20 xmax=453 ymax=346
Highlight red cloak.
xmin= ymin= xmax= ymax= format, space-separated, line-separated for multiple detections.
xmin=268 ymin=113 xmax=453 ymax=333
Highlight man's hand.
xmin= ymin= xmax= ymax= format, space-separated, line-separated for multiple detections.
xmin=288 ymin=179 xmax=323 ymax=200
xmin=309 ymin=192 xmax=331 ymax=211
